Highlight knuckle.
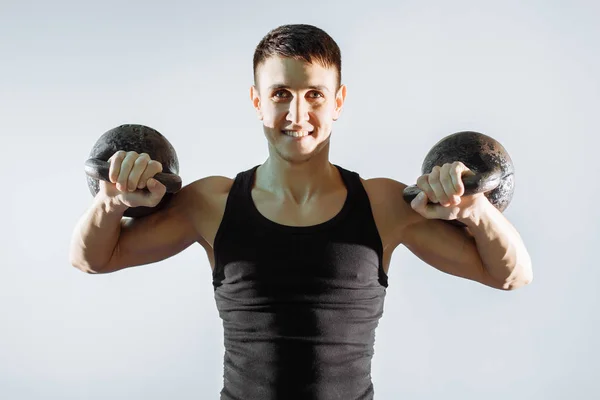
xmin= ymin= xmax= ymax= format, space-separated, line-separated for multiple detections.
xmin=424 ymin=189 xmax=436 ymax=199
xmin=136 ymin=153 xmax=151 ymax=164
xmin=150 ymin=160 xmax=163 ymax=172
xmin=109 ymin=154 xmax=123 ymax=167
xmin=134 ymin=155 xmax=150 ymax=165
xmin=120 ymin=156 xmax=133 ymax=167
xmin=108 ymin=160 xmax=118 ymax=171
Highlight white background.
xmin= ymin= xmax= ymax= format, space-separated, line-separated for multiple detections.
xmin=1 ymin=0 xmax=598 ymax=399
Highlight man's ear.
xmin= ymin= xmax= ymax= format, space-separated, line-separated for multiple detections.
xmin=332 ymin=84 xmax=347 ymax=121
xmin=250 ymin=85 xmax=263 ymax=121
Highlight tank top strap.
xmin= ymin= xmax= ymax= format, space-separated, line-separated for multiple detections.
xmin=334 ymin=165 xmax=370 ymax=212
xmin=231 ymin=165 xmax=258 ymax=197
xmin=334 ymin=165 xmax=388 ymax=288
xmin=222 ymin=165 xmax=259 ymax=214
xmin=212 ymin=165 xmax=259 ymax=288
xmin=334 ymin=164 xmax=360 ymax=194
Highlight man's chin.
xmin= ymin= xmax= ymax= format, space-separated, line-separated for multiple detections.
xmin=277 ymin=151 xmax=315 ymax=164
xmin=268 ymin=138 xmax=330 ymax=164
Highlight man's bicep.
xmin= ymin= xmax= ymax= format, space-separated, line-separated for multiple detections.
xmin=400 ymin=217 xmax=503 ymax=289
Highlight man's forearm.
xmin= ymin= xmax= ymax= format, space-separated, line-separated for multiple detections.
xmin=69 ymin=195 xmax=127 ymax=273
xmin=460 ymin=196 xmax=533 ymax=290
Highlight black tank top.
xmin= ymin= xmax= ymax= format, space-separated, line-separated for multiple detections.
xmin=212 ymin=165 xmax=388 ymax=400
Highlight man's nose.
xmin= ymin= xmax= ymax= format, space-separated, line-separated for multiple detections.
xmin=286 ymin=98 xmax=309 ymax=124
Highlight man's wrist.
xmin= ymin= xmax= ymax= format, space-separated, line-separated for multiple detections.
xmin=94 ymin=194 xmax=129 ymax=215
xmin=457 ymin=194 xmax=492 ymax=228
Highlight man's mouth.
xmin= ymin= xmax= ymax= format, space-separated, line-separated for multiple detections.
xmin=282 ymin=130 xmax=312 ymax=138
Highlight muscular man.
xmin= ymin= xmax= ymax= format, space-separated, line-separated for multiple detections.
xmin=70 ymin=24 xmax=532 ymax=400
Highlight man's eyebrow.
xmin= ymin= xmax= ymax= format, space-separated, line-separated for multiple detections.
xmin=308 ymin=85 xmax=330 ymax=92
xmin=267 ymin=84 xmax=330 ymax=92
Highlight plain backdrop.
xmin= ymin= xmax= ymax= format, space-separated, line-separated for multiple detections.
xmin=1 ymin=0 xmax=598 ymax=399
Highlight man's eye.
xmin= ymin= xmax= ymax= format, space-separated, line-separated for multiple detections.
xmin=273 ymin=90 xmax=290 ymax=98
xmin=308 ymin=91 xmax=324 ymax=98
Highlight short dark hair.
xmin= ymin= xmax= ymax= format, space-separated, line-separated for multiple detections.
xmin=253 ymin=24 xmax=342 ymax=88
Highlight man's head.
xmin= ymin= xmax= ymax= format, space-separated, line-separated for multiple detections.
xmin=253 ymin=24 xmax=342 ymax=89
xmin=251 ymin=24 xmax=347 ymax=164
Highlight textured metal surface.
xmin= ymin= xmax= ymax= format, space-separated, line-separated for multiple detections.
xmin=421 ymin=131 xmax=515 ymax=212
xmin=85 ymin=124 xmax=180 ymax=218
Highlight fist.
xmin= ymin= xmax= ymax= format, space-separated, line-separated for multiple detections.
xmin=99 ymin=150 xmax=167 ymax=209
xmin=410 ymin=161 xmax=483 ymax=221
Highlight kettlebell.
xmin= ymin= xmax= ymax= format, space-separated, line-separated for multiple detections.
xmin=84 ymin=124 xmax=182 ymax=218
xmin=403 ymin=131 xmax=515 ymax=226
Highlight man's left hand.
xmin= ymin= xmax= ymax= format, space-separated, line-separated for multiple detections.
xmin=410 ymin=161 xmax=487 ymax=221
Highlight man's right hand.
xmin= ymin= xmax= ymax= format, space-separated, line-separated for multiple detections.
xmin=100 ymin=150 xmax=167 ymax=209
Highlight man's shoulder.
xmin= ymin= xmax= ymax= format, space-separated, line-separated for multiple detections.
xmin=358 ymin=175 xmax=422 ymax=248
xmin=190 ymin=175 xmax=234 ymax=194
xmin=361 ymin=176 xmax=409 ymax=202
xmin=184 ymin=164 xmax=259 ymax=200
xmin=175 ymin=176 xmax=234 ymax=247
xmin=333 ymin=165 xmax=410 ymax=209
xmin=181 ymin=176 xmax=234 ymax=211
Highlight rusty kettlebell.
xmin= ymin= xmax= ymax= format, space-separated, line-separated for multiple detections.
xmin=403 ymin=131 xmax=515 ymax=226
xmin=84 ymin=124 xmax=182 ymax=218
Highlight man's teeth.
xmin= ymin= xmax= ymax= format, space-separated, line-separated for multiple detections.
xmin=283 ymin=130 xmax=311 ymax=138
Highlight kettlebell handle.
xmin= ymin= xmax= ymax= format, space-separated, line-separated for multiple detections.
xmin=402 ymin=167 xmax=503 ymax=204
xmin=84 ymin=158 xmax=182 ymax=193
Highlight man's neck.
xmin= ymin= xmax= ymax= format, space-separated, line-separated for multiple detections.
xmin=256 ymin=146 xmax=341 ymax=205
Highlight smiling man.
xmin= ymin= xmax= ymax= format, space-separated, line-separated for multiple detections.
xmin=70 ymin=24 xmax=533 ymax=400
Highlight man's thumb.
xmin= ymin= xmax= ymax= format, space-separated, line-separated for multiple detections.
xmin=147 ymin=178 xmax=167 ymax=198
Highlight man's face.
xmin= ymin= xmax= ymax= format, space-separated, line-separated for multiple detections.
xmin=251 ymin=56 xmax=346 ymax=164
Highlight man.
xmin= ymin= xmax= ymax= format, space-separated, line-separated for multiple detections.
xmin=70 ymin=24 xmax=532 ymax=400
